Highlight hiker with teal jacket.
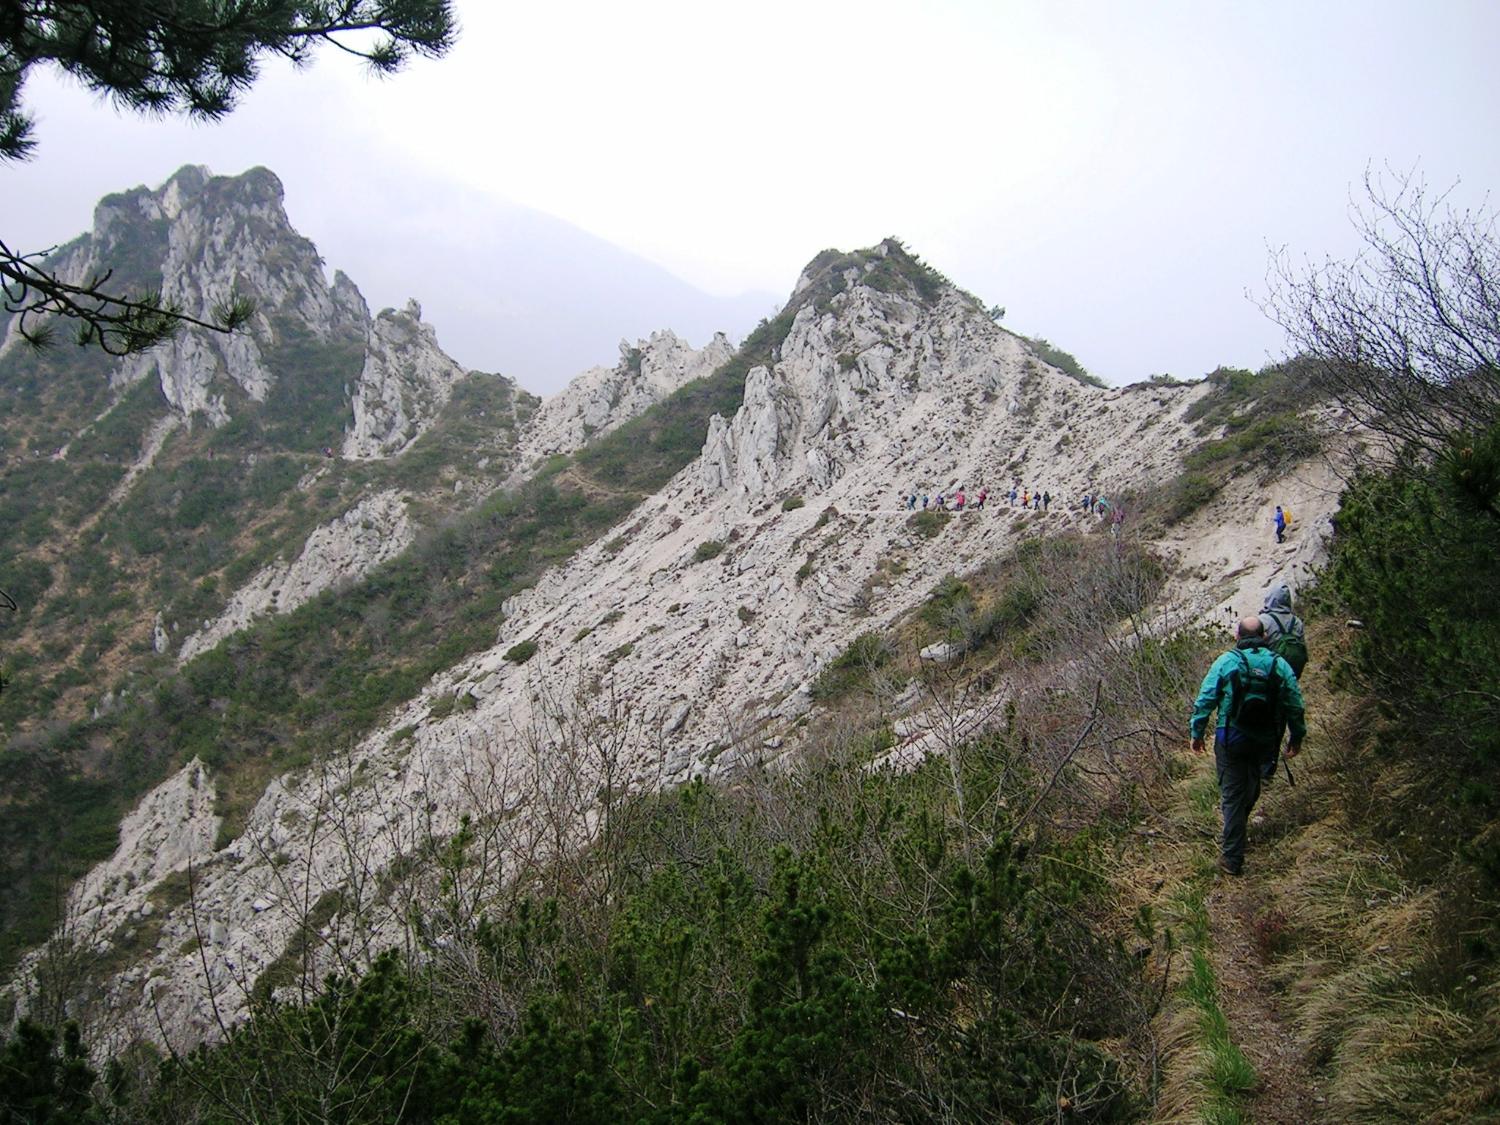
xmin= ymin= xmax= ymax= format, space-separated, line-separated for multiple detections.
xmin=1190 ymin=616 xmax=1306 ymax=876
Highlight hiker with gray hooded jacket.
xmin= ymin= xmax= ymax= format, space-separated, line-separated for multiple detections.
xmin=1191 ymin=617 xmax=1307 ymax=876
xmin=1258 ymin=582 xmax=1309 ymax=780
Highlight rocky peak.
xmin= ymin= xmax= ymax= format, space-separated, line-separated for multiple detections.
xmin=101 ymin=165 xmax=369 ymax=421
xmin=343 ymin=300 xmax=469 ymax=458
xmin=517 ymin=328 xmax=735 ymax=463
xmin=702 ymin=245 xmax=1015 ymax=505
xmin=6 ymin=165 xmax=474 ymax=453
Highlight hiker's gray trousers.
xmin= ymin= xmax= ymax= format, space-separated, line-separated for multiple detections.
xmin=1214 ymin=730 xmax=1271 ymax=871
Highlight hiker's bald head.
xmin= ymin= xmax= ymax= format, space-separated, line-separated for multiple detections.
xmin=1236 ymin=616 xmax=1265 ymax=640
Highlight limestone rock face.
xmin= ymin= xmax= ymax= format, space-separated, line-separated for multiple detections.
xmin=5 ymin=165 xmax=468 ymax=452
xmin=16 ymin=238 xmax=1352 ymax=1050
xmin=104 ymin=165 xmax=368 ymax=422
xmin=69 ymin=759 xmax=220 ymax=926
xmin=519 ymin=329 xmax=734 ymax=463
xmin=177 ymin=490 xmax=417 ymax=663
xmin=343 ymin=300 xmax=470 ymax=458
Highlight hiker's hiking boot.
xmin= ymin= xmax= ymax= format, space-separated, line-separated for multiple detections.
xmin=1217 ymin=856 xmax=1243 ymax=877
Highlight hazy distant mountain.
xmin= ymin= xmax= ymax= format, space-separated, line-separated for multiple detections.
xmin=284 ymin=174 xmax=779 ymax=393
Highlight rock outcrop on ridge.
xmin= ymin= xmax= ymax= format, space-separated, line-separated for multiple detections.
xmin=4 ymin=165 xmax=466 ymax=451
xmin=516 ymin=329 xmax=734 ymax=465
xmin=8 ymin=236 xmax=1350 ymax=1047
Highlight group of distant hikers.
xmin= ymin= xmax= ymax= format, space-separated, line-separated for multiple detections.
xmin=902 ymin=486 xmax=1121 ymax=520
xmin=1190 ymin=582 xmax=1309 ymax=876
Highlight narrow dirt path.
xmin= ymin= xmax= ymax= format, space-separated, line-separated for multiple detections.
xmin=1205 ymin=876 xmax=1328 ymax=1123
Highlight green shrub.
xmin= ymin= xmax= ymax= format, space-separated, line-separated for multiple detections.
xmin=810 ymin=631 xmax=893 ymax=701
xmin=781 ymin=495 xmax=805 ymax=511
xmin=505 ymin=640 xmax=539 ymax=665
xmin=1183 ymin=359 xmax=1320 ymax=431
xmin=1327 ymin=431 xmax=1500 ymax=774
xmin=28 ymin=726 xmax=1142 ymax=1122
xmin=921 ymin=574 xmax=975 ymax=629
xmin=1184 ymin=410 xmax=1320 ymax=478
xmin=693 ymin=539 xmax=725 ymax=563
xmin=1025 ymin=336 xmax=1106 ymax=388
xmin=907 ymin=509 xmax=951 ymax=539
xmin=1161 ymin=471 xmax=1223 ymax=525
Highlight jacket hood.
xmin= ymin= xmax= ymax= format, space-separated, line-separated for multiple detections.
xmin=1262 ymin=583 xmax=1293 ymax=613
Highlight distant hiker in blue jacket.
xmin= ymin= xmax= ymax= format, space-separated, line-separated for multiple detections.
xmin=1274 ymin=505 xmax=1287 ymax=543
xmin=1191 ymin=616 xmax=1306 ymax=876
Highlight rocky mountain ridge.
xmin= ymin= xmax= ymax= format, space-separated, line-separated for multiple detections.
xmin=5 ymin=227 xmax=1347 ymax=1047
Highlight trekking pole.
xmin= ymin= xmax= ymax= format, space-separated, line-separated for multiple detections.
xmin=1282 ymin=738 xmax=1296 ymax=787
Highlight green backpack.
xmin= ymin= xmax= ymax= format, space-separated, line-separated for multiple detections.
xmin=1264 ymin=610 xmax=1308 ymax=678
xmin=1228 ymin=648 xmax=1281 ymax=741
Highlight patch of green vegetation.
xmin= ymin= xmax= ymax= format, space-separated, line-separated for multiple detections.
xmin=920 ymin=574 xmax=975 ymax=630
xmin=68 ymin=375 xmax=168 ymax=465
xmin=505 ymin=640 xmax=539 ymax=665
xmin=693 ymin=539 xmax=724 ymax=563
xmin=1184 ymin=410 xmax=1321 ymax=480
xmin=907 ymin=508 xmax=951 ymax=539
xmin=781 ymin=495 xmax=805 ymax=511
xmin=255 ymin=322 xmax=365 ymax=453
xmin=1025 ymin=336 xmax=1107 ymax=388
xmin=1159 ymin=470 xmax=1224 ymax=525
xmin=810 ymin=631 xmax=893 ymax=701
xmin=250 ymin=888 xmax=347 ymax=1003
xmin=1175 ymin=892 xmax=1257 ymax=1125
xmin=1183 ymin=359 xmax=1320 ymax=433
xmin=428 ymin=691 xmax=476 ymax=720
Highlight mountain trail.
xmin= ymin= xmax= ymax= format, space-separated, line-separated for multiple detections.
xmin=1204 ymin=873 xmax=1327 ymax=1123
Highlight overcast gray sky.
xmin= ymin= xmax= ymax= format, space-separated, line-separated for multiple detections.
xmin=7 ymin=0 xmax=1499 ymax=392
